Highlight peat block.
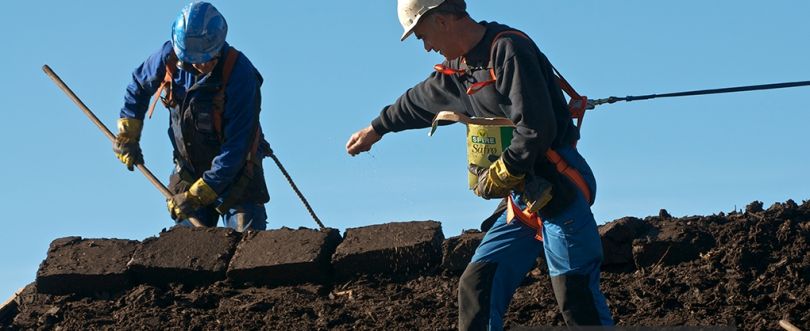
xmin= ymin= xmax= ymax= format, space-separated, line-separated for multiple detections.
xmin=598 ymin=217 xmax=649 ymax=272
xmin=0 ymin=288 xmax=22 ymax=325
xmin=36 ymin=237 xmax=139 ymax=295
xmin=632 ymin=218 xmax=715 ymax=268
xmin=332 ymin=221 xmax=444 ymax=279
xmin=441 ymin=230 xmax=485 ymax=273
xmin=128 ymin=227 xmax=240 ymax=286
xmin=227 ymin=227 xmax=342 ymax=285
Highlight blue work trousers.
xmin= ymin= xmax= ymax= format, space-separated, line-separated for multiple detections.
xmin=176 ymin=202 xmax=267 ymax=232
xmin=458 ymin=147 xmax=613 ymax=330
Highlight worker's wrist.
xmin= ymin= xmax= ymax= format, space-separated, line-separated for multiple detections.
xmin=499 ymin=153 xmax=526 ymax=177
xmin=370 ymin=118 xmax=390 ymax=136
xmin=189 ymin=178 xmax=218 ymax=205
xmin=491 ymin=158 xmax=524 ymax=185
xmin=117 ymin=118 xmax=144 ymax=143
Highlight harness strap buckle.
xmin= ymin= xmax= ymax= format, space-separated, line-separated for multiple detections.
xmin=434 ymin=64 xmax=465 ymax=76
xmin=506 ymin=195 xmax=544 ymax=241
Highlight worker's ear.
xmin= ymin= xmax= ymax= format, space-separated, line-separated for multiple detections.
xmin=432 ymin=12 xmax=451 ymax=32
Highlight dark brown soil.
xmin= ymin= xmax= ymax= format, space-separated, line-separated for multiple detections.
xmin=3 ymin=199 xmax=808 ymax=330
xmin=442 ymin=230 xmax=485 ymax=273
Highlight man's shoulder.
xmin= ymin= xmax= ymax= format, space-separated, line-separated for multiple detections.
xmin=489 ymin=29 xmax=540 ymax=64
xmin=232 ymin=50 xmax=256 ymax=71
xmin=156 ymin=41 xmax=175 ymax=60
xmin=225 ymin=48 xmax=263 ymax=87
xmin=491 ymin=29 xmax=537 ymax=51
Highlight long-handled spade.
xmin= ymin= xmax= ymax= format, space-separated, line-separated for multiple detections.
xmin=42 ymin=65 xmax=205 ymax=228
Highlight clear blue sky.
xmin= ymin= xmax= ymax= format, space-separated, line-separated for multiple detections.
xmin=1 ymin=1 xmax=808 ymax=301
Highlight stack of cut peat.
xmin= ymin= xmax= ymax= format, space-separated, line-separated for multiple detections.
xmin=2 ymin=200 xmax=808 ymax=330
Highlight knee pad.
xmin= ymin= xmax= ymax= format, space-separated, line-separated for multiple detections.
xmin=551 ymin=274 xmax=602 ymax=325
xmin=458 ymin=262 xmax=498 ymax=331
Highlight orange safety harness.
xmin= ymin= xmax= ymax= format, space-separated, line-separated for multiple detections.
xmin=147 ymin=47 xmax=241 ymax=141
xmin=434 ymin=30 xmax=593 ymax=241
xmin=507 ymin=149 xmax=592 ymax=241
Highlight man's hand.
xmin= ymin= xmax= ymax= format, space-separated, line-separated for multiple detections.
xmin=468 ymin=158 xmax=525 ymax=199
xmin=167 ymin=191 xmax=199 ymax=221
xmin=346 ymin=125 xmax=382 ymax=156
xmin=113 ymin=118 xmax=144 ymax=171
xmin=167 ymin=178 xmax=218 ymax=220
xmin=114 ymin=140 xmax=143 ymax=171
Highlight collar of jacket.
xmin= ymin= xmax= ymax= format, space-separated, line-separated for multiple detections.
xmin=462 ymin=21 xmax=512 ymax=68
xmin=186 ymin=43 xmax=231 ymax=92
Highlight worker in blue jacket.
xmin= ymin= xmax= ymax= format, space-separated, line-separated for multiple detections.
xmin=346 ymin=0 xmax=613 ymax=329
xmin=114 ymin=2 xmax=270 ymax=231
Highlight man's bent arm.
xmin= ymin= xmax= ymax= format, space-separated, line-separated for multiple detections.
xmin=120 ymin=41 xmax=173 ymax=120
xmin=202 ymin=56 xmax=263 ymax=194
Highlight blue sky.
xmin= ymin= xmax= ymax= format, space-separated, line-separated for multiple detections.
xmin=1 ymin=1 xmax=808 ymax=301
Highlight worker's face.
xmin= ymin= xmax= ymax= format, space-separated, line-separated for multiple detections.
xmin=413 ymin=13 xmax=463 ymax=60
xmin=192 ymin=59 xmax=218 ymax=75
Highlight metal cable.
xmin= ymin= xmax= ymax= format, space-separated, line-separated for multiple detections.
xmin=589 ymin=80 xmax=810 ymax=108
xmin=268 ymin=153 xmax=326 ymax=229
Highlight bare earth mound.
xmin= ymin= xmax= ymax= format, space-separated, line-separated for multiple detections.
xmin=1 ymin=200 xmax=808 ymax=330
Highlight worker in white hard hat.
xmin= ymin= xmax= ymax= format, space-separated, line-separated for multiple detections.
xmin=346 ymin=0 xmax=614 ymax=329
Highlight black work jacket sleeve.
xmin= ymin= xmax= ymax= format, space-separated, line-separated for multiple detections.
xmin=492 ymin=37 xmax=558 ymax=175
xmin=371 ymin=70 xmax=467 ymax=135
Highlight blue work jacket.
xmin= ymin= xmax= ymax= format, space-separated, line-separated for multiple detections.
xmin=120 ymin=41 xmax=267 ymax=197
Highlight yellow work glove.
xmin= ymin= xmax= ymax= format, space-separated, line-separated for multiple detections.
xmin=468 ymin=158 xmax=525 ymax=199
xmin=113 ymin=118 xmax=144 ymax=171
xmin=167 ymin=178 xmax=218 ymax=220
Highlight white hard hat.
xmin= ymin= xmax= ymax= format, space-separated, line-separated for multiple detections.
xmin=397 ymin=0 xmax=446 ymax=41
